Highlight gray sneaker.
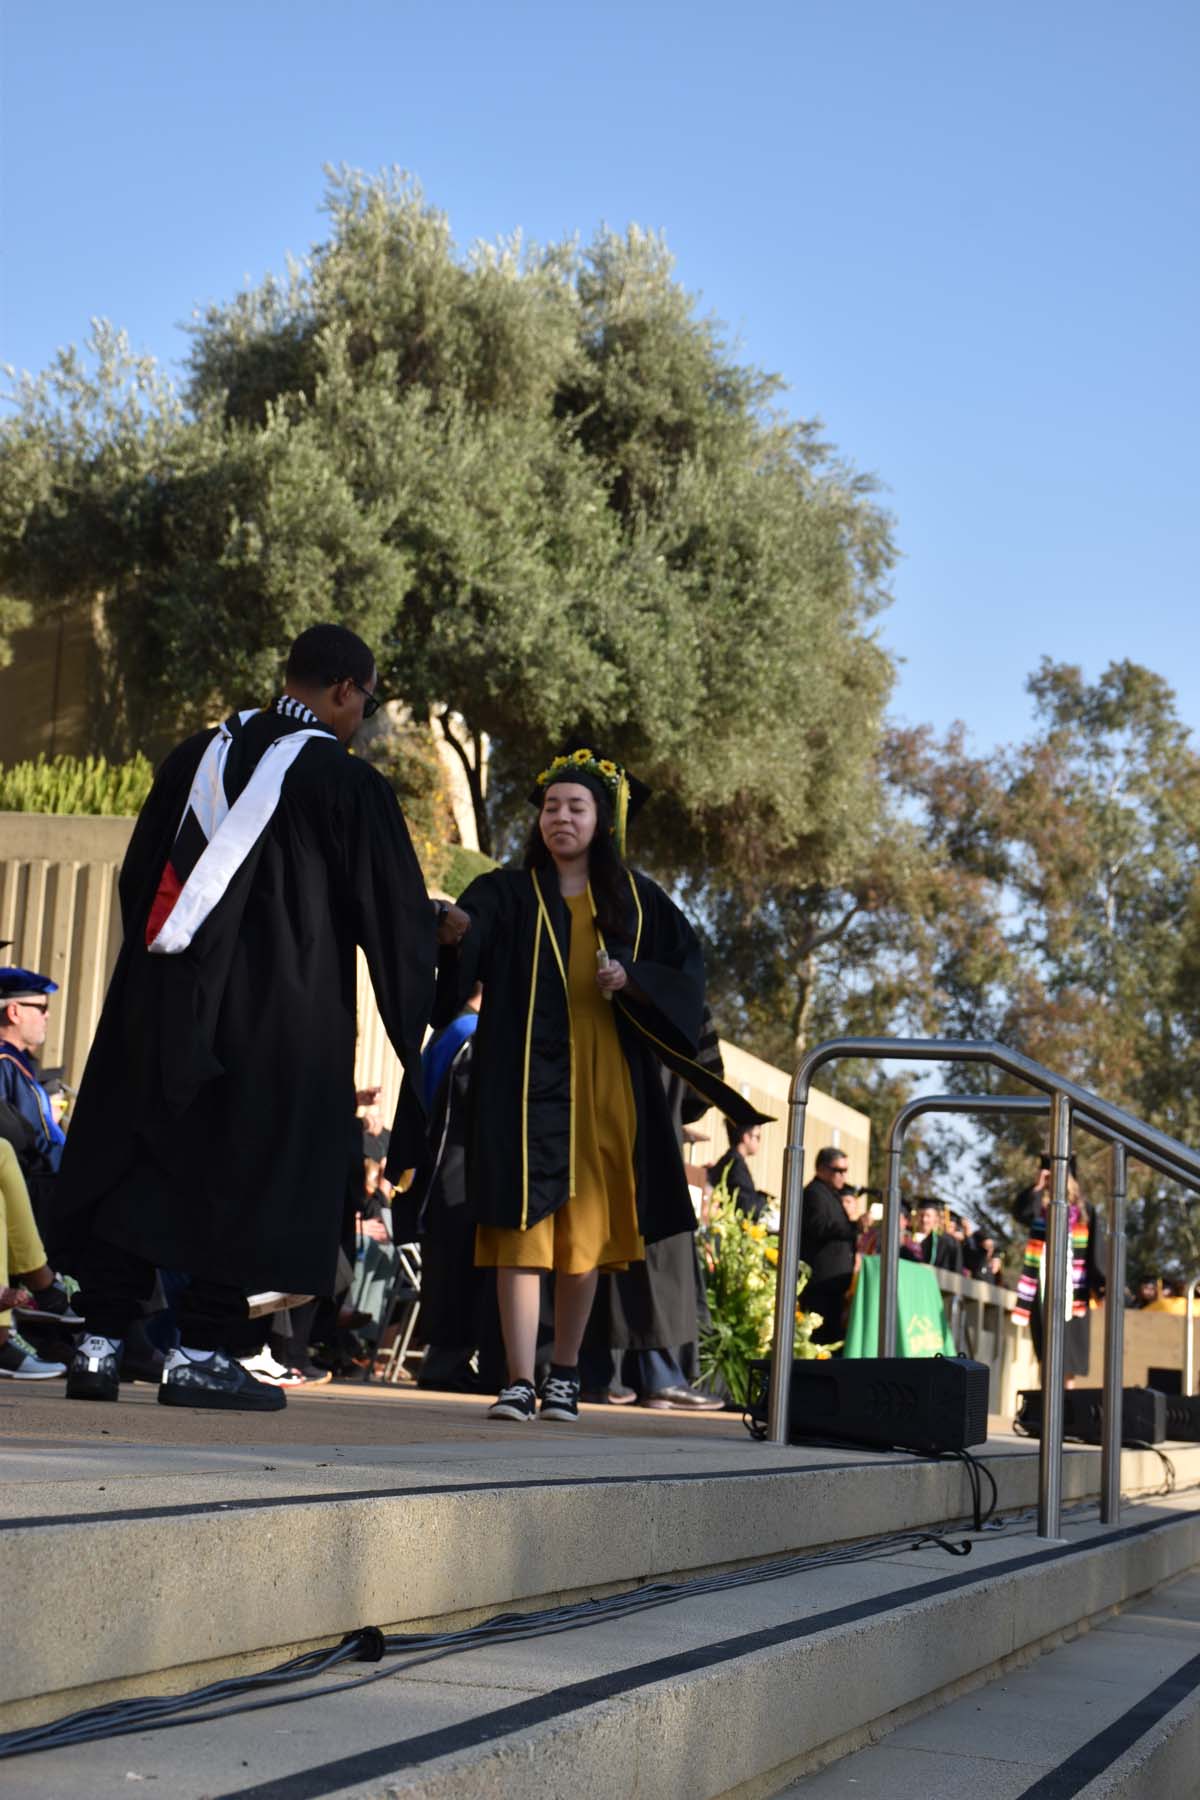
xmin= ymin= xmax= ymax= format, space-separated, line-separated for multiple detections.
xmin=0 ymin=1329 xmax=67 ymax=1380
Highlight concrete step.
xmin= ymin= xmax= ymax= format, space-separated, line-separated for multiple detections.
xmin=4 ymin=1426 xmax=1198 ymax=1724
xmin=785 ymin=1565 xmax=1200 ymax=1798
xmin=3 ymin=1494 xmax=1198 ymax=1797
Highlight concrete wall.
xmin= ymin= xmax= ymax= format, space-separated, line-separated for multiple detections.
xmin=0 ymin=811 xmax=131 ymax=1084
xmin=1081 ymin=1306 xmax=1200 ymax=1391
xmin=691 ymin=1040 xmax=871 ymax=1207
xmin=0 ymin=613 xmax=97 ymax=762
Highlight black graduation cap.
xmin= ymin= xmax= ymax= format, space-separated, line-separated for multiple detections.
xmin=529 ymin=738 xmax=651 ymax=855
xmin=0 ymin=967 xmax=59 ymax=1002
xmin=724 ymin=1100 xmax=776 ymax=1131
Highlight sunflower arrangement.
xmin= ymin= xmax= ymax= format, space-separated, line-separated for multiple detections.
xmin=699 ymin=1165 xmax=835 ymax=1405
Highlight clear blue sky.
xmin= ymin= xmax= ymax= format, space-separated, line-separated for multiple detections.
xmin=2 ymin=0 xmax=1197 ymax=751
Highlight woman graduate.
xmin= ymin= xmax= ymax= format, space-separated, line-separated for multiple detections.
xmin=435 ymin=745 xmax=757 ymax=1423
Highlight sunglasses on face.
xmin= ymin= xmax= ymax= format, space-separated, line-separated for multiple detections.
xmin=13 ymin=999 xmax=49 ymax=1013
xmin=349 ymin=680 xmax=381 ymax=720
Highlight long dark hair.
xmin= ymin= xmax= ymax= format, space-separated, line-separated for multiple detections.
xmin=523 ymin=786 xmax=631 ymax=943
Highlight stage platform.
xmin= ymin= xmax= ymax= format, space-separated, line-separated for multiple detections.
xmin=4 ymin=1379 xmax=1200 ymax=1797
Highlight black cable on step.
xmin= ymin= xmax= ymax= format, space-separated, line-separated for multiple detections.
xmin=0 ymin=1515 xmax=1007 ymax=1763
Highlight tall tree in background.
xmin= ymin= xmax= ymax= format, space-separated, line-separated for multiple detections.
xmin=0 ymin=169 xmax=896 ymax=880
xmin=896 ymin=661 xmax=1200 ymax=1274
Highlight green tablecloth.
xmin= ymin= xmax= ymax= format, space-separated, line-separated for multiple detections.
xmin=842 ymin=1254 xmax=956 ymax=1357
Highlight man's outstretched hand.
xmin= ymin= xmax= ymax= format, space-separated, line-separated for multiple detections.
xmin=438 ymin=905 xmax=471 ymax=945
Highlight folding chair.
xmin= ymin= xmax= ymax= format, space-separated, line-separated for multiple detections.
xmin=371 ymin=1240 xmax=423 ymax=1385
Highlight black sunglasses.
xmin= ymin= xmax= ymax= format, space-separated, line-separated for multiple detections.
xmin=348 ymin=679 xmax=382 ymax=720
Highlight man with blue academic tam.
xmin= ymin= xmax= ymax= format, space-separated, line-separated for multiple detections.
xmin=0 ymin=967 xmax=67 ymax=1174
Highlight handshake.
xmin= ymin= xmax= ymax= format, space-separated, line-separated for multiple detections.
xmin=437 ymin=904 xmax=472 ymax=946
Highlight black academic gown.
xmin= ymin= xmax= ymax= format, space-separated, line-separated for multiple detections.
xmin=50 ymin=708 xmax=435 ymax=1294
xmin=708 ymin=1147 xmax=766 ymax=1221
xmin=426 ymin=864 xmax=749 ymax=1246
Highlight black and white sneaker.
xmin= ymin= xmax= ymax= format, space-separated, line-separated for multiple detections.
xmin=158 ymin=1347 xmax=286 ymax=1412
xmin=0 ymin=1329 xmax=67 ymax=1381
xmin=539 ymin=1369 xmax=581 ymax=1423
xmin=13 ymin=1279 xmax=84 ymax=1327
xmin=487 ymin=1379 xmax=537 ymax=1422
xmin=66 ymin=1334 xmax=122 ymax=1400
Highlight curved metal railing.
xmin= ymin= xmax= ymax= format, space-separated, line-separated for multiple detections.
xmin=767 ymin=1037 xmax=1200 ymax=1538
xmin=879 ymin=1093 xmax=1152 ymax=1525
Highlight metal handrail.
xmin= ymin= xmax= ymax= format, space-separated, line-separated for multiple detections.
xmin=878 ymin=1092 xmax=1142 ymax=1524
xmin=767 ymin=1036 xmax=1200 ymax=1538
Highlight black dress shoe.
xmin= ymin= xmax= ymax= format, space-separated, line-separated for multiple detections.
xmin=642 ymin=1385 xmax=726 ymax=1411
xmin=158 ymin=1348 xmax=286 ymax=1412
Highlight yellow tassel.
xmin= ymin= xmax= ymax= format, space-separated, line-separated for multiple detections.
xmin=614 ymin=773 xmax=629 ymax=858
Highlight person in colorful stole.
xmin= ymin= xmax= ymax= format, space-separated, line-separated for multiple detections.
xmin=50 ymin=624 xmax=440 ymax=1411
xmin=430 ymin=745 xmax=757 ymax=1424
xmin=1013 ymin=1159 xmax=1102 ymax=1384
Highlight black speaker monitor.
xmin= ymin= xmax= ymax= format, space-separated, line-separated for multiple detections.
xmin=1162 ymin=1394 xmax=1200 ymax=1442
xmin=1014 ymin=1386 xmax=1167 ymax=1446
xmin=746 ymin=1356 xmax=990 ymax=1455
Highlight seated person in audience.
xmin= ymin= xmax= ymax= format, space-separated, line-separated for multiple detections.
xmin=0 ymin=1136 xmax=75 ymax=1378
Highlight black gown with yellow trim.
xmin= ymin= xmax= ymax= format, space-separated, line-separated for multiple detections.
xmin=421 ymin=863 xmax=754 ymax=1249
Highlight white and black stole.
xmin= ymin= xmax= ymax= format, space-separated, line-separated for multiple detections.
xmin=145 ymin=697 xmax=332 ymax=955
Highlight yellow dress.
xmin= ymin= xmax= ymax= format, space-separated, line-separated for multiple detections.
xmin=476 ymin=891 xmax=644 ymax=1274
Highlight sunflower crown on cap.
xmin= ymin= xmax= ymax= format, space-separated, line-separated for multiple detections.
xmin=535 ymin=748 xmax=621 ymax=793
xmin=536 ymin=748 xmax=630 ymax=855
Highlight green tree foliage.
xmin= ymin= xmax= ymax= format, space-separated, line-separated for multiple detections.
xmin=885 ymin=662 xmax=1200 ymax=1278
xmin=0 ymin=170 xmax=896 ymax=881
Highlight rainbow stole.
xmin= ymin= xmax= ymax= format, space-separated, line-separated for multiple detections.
xmin=1013 ymin=1212 xmax=1089 ymax=1325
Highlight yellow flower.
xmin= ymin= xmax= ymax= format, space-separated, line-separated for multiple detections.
xmin=765 ymin=1246 xmax=778 ymax=1266
xmin=817 ymin=1350 xmax=831 ymax=1360
xmin=551 ymin=755 xmax=570 ymax=770
xmin=572 ymin=748 xmax=593 ymax=765
xmin=598 ymin=759 xmax=617 ymax=777
xmin=536 ymin=771 xmax=550 ymax=785
xmin=749 ymin=1223 xmax=767 ymax=1241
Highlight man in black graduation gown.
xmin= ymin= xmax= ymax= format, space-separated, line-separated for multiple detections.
xmin=51 ymin=624 xmax=439 ymax=1410
xmin=707 ymin=1115 xmax=771 ymax=1221
xmin=912 ymin=1200 xmax=964 ymax=1274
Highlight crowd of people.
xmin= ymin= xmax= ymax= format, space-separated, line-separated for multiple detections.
xmin=0 ymin=622 xmax=1177 ymax=1415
